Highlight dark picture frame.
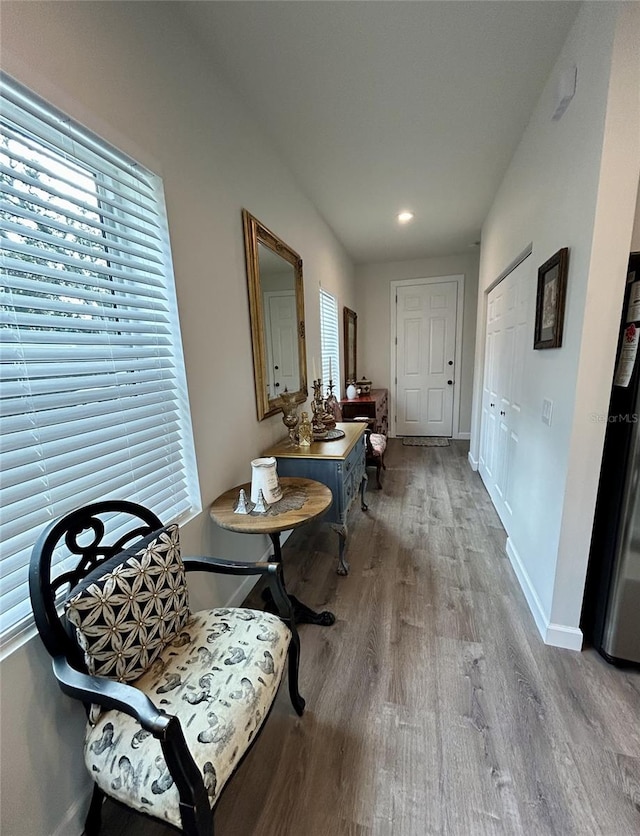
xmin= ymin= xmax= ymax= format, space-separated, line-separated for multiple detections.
xmin=534 ymin=247 xmax=569 ymax=349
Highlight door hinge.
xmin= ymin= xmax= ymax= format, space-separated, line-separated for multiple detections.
xmin=395 ymin=336 xmax=397 ymax=345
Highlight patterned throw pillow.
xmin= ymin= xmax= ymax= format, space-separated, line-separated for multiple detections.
xmin=65 ymin=524 xmax=190 ymax=688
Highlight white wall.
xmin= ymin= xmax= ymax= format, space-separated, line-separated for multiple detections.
xmin=355 ymin=253 xmax=479 ymax=435
xmin=470 ymin=3 xmax=640 ymax=647
xmin=0 ymin=3 xmax=356 ymax=834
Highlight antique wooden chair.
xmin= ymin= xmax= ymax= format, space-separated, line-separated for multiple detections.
xmin=364 ymin=428 xmax=387 ymax=489
xmin=330 ymin=402 xmax=387 ymax=490
xmin=29 ymin=500 xmax=304 ymax=836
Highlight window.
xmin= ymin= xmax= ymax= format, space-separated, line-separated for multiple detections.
xmin=319 ymin=287 xmax=340 ymax=396
xmin=0 ymin=75 xmax=200 ymax=650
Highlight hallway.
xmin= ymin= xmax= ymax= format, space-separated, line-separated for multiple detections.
xmin=106 ymin=440 xmax=640 ymax=835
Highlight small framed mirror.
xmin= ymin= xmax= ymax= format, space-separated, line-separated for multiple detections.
xmin=344 ymin=306 xmax=357 ymax=384
xmin=242 ymin=209 xmax=307 ymax=420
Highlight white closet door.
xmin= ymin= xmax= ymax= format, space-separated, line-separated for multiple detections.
xmin=479 ymin=256 xmax=532 ymax=530
xmin=479 ymin=282 xmax=503 ymax=487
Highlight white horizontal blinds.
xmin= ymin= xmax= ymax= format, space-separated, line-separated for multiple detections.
xmin=319 ymin=288 xmax=340 ymax=397
xmin=0 ymin=75 xmax=200 ymax=646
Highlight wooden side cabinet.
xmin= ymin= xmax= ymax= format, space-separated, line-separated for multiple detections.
xmin=262 ymin=422 xmax=367 ymax=575
xmin=339 ymin=388 xmax=388 ymax=434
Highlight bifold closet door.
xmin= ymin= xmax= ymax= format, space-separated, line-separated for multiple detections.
xmin=479 ymin=256 xmax=532 ymax=531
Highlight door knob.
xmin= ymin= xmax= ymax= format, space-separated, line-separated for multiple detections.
xmin=447 ymin=380 xmax=453 ymax=385
xmin=448 ymin=360 xmax=453 ymax=366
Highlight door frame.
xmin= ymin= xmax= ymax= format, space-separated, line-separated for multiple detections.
xmin=390 ymin=275 xmax=465 ymax=439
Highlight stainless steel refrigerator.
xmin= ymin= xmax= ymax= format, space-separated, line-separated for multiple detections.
xmin=583 ymin=252 xmax=640 ymax=666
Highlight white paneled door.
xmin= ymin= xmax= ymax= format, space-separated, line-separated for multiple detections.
xmin=264 ymin=290 xmax=299 ymax=399
xmin=395 ymin=281 xmax=458 ymax=436
xmin=478 ymin=255 xmax=532 ymax=530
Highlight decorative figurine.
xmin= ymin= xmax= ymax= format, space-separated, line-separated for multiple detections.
xmin=323 ymin=377 xmax=338 ymax=429
xmin=253 ymin=489 xmax=270 ymax=514
xmin=233 ymin=488 xmax=253 ymax=515
xmin=311 ymin=378 xmax=331 ymax=435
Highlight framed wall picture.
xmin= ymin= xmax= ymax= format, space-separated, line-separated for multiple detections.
xmin=534 ymin=247 xmax=569 ymax=349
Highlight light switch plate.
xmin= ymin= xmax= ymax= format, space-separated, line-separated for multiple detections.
xmin=542 ymin=398 xmax=553 ymax=426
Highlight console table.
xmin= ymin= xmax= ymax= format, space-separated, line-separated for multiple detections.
xmin=262 ymin=422 xmax=367 ymax=575
xmin=339 ymin=388 xmax=388 ymax=434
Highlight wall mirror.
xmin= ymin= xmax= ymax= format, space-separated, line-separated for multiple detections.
xmin=344 ymin=306 xmax=357 ymax=383
xmin=242 ymin=209 xmax=307 ymax=420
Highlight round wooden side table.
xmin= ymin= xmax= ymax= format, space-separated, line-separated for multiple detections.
xmin=210 ymin=477 xmax=335 ymax=625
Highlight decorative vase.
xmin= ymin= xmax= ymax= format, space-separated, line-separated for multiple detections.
xmin=279 ymin=390 xmax=299 ymax=446
xmin=250 ymin=457 xmax=282 ymax=504
xmin=298 ymin=411 xmax=313 ymax=447
xmin=346 ymin=383 xmax=357 ymax=400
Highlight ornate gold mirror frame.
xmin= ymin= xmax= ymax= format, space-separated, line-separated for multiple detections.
xmin=343 ymin=306 xmax=357 ymax=384
xmin=242 ymin=209 xmax=307 ymax=420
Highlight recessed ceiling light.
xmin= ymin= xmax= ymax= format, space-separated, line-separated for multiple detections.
xmin=397 ymin=211 xmax=414 ymax=224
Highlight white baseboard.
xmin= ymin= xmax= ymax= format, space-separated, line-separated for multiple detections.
xmin=505 ymin=537 xmax=549 ymax=639
xmin=467 ymin=450 xmax=479 ymax=471
xmin=545 ymin=622 xmax=583 ymax=651
xmin=505 ymin=537 xmax=583 ymax=651
xmin=224 ymin=573 xmax=260 ymax=607
xmin=456 ymin=431 xmax=471 ymax=440
xmin=52 ymin=789 xmax=91 ymax=836
xmin=218 ymin=533 xmax=294 ymax=605
xmin=223 ymin=529 xmax=293 ymax=607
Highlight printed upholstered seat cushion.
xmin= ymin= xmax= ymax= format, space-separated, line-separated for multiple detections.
xmin=65 ymin=524 xmax=190 ymax=689
xmin=369 ymin=433 xmax=387 ymax=457
xmin=84 ymin=608 xmax=291 ymax=828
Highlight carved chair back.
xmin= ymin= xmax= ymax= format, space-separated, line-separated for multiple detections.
xmin=29 ymin=500 xmax=163 ymax=668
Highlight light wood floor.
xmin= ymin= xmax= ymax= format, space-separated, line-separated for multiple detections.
xmin=103 ymin=440 xmax=640 ymax=836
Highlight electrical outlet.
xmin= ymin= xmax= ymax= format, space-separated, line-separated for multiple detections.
xmin=542 ymin=398 xmax=553 ymax=426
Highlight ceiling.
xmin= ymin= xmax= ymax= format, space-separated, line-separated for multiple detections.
xmin=179 ymin=1 xmax=580 ymax=265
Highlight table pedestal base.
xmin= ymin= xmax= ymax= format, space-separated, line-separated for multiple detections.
xmin=261 ymin=588 xmax=335 ymax=626
xmin=266 ymin=532 xmax=335 ymax=626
